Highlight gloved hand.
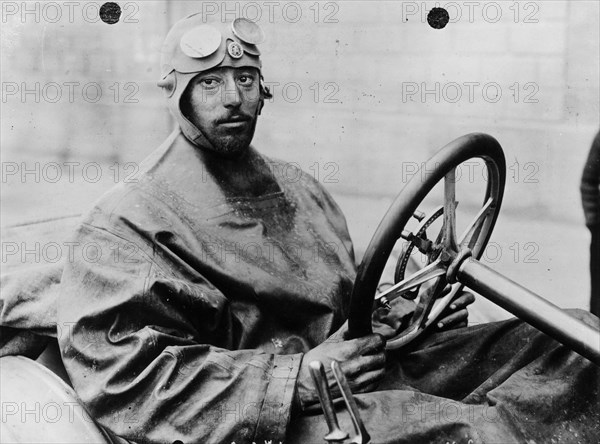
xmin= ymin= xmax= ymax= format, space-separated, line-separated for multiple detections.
xmin=373 ymin=287 xmax=475 ymax=338
xmin=435 ymin=289 xmax=475 ymax=330
xmin=295 ymin=323 xmax=386 ymax=411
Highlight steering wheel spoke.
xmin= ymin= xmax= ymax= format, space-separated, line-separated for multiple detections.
xmin=375 ymin=258 xmax=446 ymax=306
xmin=442 ymin=168 xmax=459 ymax=252
xmin=458 ymin=197 xmax=494 ymax=251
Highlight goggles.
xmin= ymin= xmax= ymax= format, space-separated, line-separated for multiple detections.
xmin=168 ymin=18 xmax=264 ymax=75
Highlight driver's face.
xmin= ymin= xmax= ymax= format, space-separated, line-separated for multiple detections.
xmin=182 ymin=66 xmax=261 ymax=156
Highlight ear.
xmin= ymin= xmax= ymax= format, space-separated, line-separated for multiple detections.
xmin=157 ymin=72 xmax=176 ymax=98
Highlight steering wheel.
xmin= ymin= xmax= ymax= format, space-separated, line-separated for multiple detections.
xmin=347 ymin=133 xmax=505 ymax=348
xmin=348 ymin=133 xmax=600 ymax=366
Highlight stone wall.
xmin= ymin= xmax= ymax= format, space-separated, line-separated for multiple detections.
xmin=2 ymin=1 xmax=598 ymax=225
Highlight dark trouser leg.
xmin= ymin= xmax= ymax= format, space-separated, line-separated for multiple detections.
xmin=289 ymin=311 xmax=600 ymax=444
xmin=381 ymin=311 xmax=598 ymax=399
xmin=590 ymin=225 xmax=600 ymax=317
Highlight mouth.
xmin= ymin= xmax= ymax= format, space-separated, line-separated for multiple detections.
xmin=218 ymin=116 xmax=251 ymax=128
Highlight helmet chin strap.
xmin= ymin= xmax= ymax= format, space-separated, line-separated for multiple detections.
xmin=159 ymin=70 xmax=216 ymax=151
xmin=178 ymin=104 xmax=218 ymax=151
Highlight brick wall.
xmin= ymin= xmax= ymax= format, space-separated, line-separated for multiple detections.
xmin=152 ymin=0 xmax=600 ymax=223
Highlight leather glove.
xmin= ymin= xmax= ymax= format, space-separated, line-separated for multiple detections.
xmin=295 ymin=322 xmax=386 ymax=411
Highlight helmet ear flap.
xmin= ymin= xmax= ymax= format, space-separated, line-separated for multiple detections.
xmin=157 ymin=71 xmax=177 ymax=98
xmin=258 ymin=77 xmax=272 ymax=115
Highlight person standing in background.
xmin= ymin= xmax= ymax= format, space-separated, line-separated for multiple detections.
xmin=581 ymin=130 xmax=600 ymax=317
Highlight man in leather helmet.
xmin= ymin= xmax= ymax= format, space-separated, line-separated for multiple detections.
xmin=56 ymin=13 xmax=600 ymax=444
xmin=157 ymin=14 xmax=271 ymax=155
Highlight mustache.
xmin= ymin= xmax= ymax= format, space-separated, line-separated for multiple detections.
xmin=216 ymin=113 xmax=253 ymax=124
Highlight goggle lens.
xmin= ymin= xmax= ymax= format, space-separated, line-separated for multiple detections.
xmin=232 ymin=18 xmax=265 ymax=45
xmin=180 ymin=25 xmax=222 ymax=58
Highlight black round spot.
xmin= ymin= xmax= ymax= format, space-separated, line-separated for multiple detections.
xmin=427 ymin=7 xmax=449 ymax=30
xmin=100 ymin=2 xmax=122 ymax=25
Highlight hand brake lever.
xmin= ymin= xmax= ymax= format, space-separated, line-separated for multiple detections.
xmin=309 ymin=361 xmax=349 ymax=442
xmin=331 ymin=360 xmax=371 ymax=444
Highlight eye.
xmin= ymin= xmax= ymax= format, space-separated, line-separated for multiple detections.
xmin=237 ymin=74 xmax=255 ymax=87
xmin=199 ymin=78 xmax=221 ymax=88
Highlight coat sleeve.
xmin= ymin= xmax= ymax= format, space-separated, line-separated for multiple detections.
xmin=57 ymin=219 xmax=301 ymax=444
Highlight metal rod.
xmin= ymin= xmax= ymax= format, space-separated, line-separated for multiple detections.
xmin=308 ymin=361 xmax=348 ymax=442
xmin=443 ymin=168 xmax=459 ymax=252
xmin=331 ymin=361 xmax=370 ymax=444
xmin=458 ymin=258 xmax=600 ymax=366
xmin=374 ymin=258 xmax=445 ymax=303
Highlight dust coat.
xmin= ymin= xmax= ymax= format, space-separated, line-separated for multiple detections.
xmin=57 ymin=130 xmax=600 ymax=444
xmin=57 ymin=130 xmax=356 ymax=443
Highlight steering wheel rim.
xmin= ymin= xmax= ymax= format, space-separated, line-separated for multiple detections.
xmin=348 ymin=133 xmax=506 ymax=346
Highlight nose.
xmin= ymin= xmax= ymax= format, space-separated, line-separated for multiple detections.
xmin=222 ymin=75 xmax=242 ymax=108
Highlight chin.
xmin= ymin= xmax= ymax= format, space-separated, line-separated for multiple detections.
xmin=210 ymin=127 xmax=256 ymax=157
xmin=211 ymin=136 xmax=253 ymax=157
